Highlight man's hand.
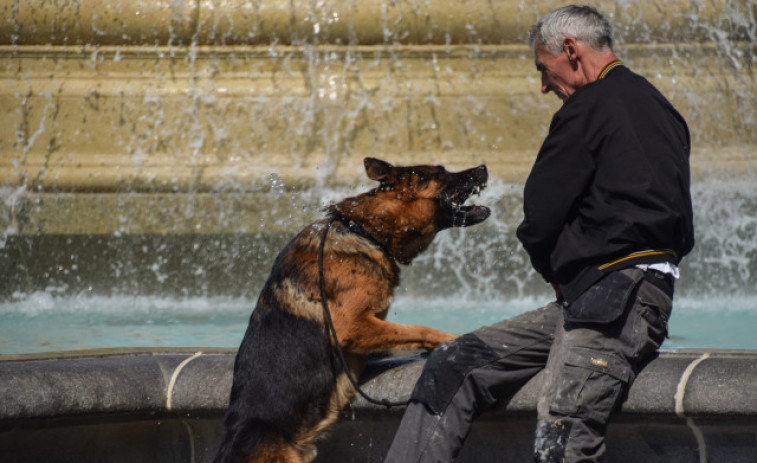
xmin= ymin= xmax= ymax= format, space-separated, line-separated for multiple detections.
xmin=551 ymin=282 xmax=563 ymax=301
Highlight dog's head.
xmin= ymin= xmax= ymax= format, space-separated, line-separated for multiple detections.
xmin=364 ymin=157 xmax=490 ymax=230
xmin=330 ymin=157 xmax=490 ymax=264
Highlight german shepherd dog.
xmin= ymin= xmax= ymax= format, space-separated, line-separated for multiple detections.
xmin=213 ymin=158 xmax=489 ymax=463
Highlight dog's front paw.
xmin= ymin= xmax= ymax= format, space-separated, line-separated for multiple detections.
xmin=423 ymin=331 xmax=458 ymax=350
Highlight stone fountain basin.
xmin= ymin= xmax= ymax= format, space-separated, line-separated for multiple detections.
xmin=1 ymin=348 xmax=756 ymax=462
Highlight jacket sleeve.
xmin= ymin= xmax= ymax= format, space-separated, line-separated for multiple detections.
xmin=516 ymin=108 xmax=595 ymax=281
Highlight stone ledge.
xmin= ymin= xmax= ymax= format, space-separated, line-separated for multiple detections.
xmin=1 ymin=348 xmax=756 ymax=462
xmin=2 ymin=348 xmax=756 ymax=421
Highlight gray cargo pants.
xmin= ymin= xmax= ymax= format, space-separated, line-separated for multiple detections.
xmin=384 ymin=267 xmax=672 ymax=462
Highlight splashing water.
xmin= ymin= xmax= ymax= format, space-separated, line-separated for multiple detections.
xmin=1 ymin=178 xmax=756 ymax=354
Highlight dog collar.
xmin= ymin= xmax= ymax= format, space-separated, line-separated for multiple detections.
xmin=330 ymin=214 xmax=388 ymax=255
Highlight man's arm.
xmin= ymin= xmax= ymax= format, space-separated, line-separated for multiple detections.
xmin=516 ymin=110 xmax=595 ymax=281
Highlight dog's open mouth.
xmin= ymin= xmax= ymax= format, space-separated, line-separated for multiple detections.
xmin=449 ymin=198 xmax=490 ymax=228
xmin=442 ymin=166 xmax=491 ymax=228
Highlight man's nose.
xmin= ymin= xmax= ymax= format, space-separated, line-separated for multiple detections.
xmin=541 ymin=73 xmax=551 ymax=94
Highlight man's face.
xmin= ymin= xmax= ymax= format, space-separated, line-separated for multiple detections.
xmin=534 ymin=41 xmax=576 ymax=101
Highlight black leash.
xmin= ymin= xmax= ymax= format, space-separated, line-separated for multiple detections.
xmin=318 ymin=216 xmax=408 ymax=408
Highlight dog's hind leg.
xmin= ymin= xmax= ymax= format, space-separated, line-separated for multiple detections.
xmin=247 ymin=438 xmax=305 ymax=463
xmin=290 ymin=354 xmax=365 ymax=462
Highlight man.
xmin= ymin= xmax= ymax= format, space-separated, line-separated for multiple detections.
xmin=384 ymin=5 xmax=694 ymax=462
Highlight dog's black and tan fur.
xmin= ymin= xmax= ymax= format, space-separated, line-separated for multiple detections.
xmin=213 ymin=158 xmax=490 ymax=463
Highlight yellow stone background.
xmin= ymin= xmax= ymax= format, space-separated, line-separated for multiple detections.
xmin=1 ymin=0 xmax=755 ymax=235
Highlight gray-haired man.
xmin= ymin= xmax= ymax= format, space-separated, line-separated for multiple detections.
xmin=384 ymin=5 xmax=694 ymax=462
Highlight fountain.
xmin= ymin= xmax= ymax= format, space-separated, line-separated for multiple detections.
xmin=1 ymin=0 xmax=755 ymax=302
xmin=0 ymin=0 xmax=756 ymax=461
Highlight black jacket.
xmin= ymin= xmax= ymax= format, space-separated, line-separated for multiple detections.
xmin=516 ymin=64 xmax=695 ymax=303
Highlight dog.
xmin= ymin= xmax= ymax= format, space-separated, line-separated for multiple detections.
xmin=213 ymin=157 xmax=490 ymax=463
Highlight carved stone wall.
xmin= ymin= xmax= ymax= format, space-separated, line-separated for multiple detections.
xmin=1 ymin=0 xmax=754 ymax=194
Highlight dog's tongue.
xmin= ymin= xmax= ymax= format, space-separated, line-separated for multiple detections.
xmin=452 ymin=205 xmax=491 ymax=227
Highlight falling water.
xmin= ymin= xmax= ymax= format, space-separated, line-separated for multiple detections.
xmin=0 ymin=1 xmax=755 ymax=353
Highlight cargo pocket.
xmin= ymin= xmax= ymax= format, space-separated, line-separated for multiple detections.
xmin=633 ymin=282 xmax=673 ymax=359
xmin=549 ymin=347 xmax=632 ymax=424
xmin=563 ymin=270 xmax=644 ymax=324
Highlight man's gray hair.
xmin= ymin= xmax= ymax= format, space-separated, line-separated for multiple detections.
xmin=528 ymin=5 xmax=614 ymax=55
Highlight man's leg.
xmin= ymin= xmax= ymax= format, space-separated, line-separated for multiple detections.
xmin=534 ymin=268 xmax=673 ymax=462
xmin=384 ymin=303 xmax=561 ymax=463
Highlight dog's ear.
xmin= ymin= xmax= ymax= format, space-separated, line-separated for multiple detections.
xmin=364 ymin=157 xmax=393 ymax=181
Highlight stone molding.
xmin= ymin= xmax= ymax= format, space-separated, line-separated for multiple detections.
xmin=2 ymin=0 xmax=751 ymax=47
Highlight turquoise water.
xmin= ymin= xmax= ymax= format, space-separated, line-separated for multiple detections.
xmin=1 ymin=294 xmax=754 ymax=354
xmin=2 ymin=180 xmax=754 ymax=355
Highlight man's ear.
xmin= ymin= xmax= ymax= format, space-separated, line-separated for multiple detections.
xmin=562 ymin=37 xmax=579 ymax=65
xmin=364 ymin=157 xmax=393 ymax=181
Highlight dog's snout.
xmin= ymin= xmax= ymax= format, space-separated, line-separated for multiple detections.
xmin=472 ymin=164 xmax=488 ymax=182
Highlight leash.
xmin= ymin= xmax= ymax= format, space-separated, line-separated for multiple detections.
xmin=318 ymin=216 xmax=408 ymax=408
